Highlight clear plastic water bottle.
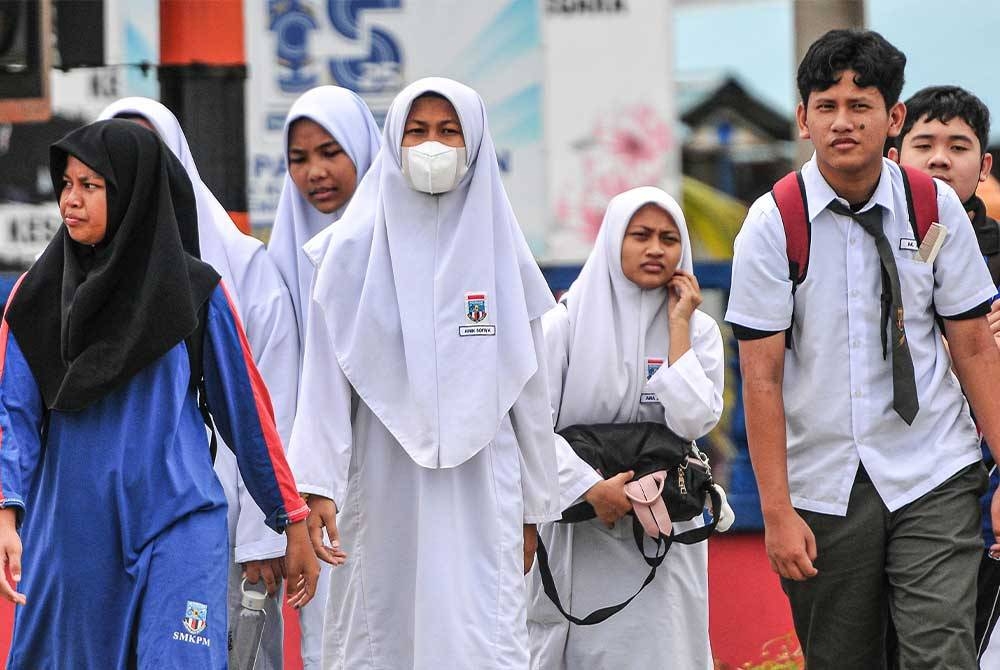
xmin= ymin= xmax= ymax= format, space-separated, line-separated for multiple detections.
xmin=228 ymin=579 xmax=267 ymax=670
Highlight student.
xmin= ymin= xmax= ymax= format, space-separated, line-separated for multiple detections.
xmin=287 ymin=77 xmax=560 ymax=668
xmin=0 ymin=120 xmax=318 ymax=668
xmin=526 ymin=187 xmax=723 ymax=668
xmin=267 ymin=86 xmax=381 ymax=350
xmin=96 ymin=97 xmax=301 ymax=669
xmin=266 ymin=84 xmax=380 ymax=669
xmin=726 ymin=30 xmax=1000 ymax=668
xmin=891 ymin=85 xmax=1000 ymax=667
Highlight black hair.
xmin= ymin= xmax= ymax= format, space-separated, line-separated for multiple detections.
xmin=797 ymin=29 xmax=906 ymax=108
xmin=898 ymin=85 xmax=990 ymax=154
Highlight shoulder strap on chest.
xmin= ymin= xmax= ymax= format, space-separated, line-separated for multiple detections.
xmin=772 ymin=171 xmax=810 ymax=290
xmin=899 ymin=164 xmax=938 ymax=241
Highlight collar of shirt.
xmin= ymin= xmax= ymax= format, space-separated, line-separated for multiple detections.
xmin=800 ymin=154 xmax=898 ymax=225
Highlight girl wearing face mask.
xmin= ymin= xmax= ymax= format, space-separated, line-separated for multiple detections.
xmin=287 ymin=78 xmax=560 ymax=668
xmin=267 ymin=86 xmax=381 ymax=351
xmin=0 ymin=120 xmax=318 ymax=668
xmin=96 ymin=97 xmax=301 ymax=670
xmin=526 ymin=188 xmax=724 ymax=669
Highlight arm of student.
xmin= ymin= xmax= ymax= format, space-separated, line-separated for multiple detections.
xmin=647 ymin=314 xmax=725 ymax=440
xmin=201 ymin=284 xmax=317 ymax=605
xmin=510 ymin=317 xmax=560 ymax=526
xmin=944 ymin=314 xmax=1000 ymax=547
xmin=738 ymin=332 xmax=817 ymax=581
xmin=0 ymin=306 xmax=45 ymax=605
xmin=287 ymin=294 xmax=354 ymax=566
xmin=232 ymin=256 xmax=301 ymax=568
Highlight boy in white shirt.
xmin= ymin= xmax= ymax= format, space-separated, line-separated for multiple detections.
xmin=727 ymin=30 xmax=1000 ymax=668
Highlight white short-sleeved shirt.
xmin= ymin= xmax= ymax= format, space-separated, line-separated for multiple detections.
xmin=726 ymin=157 xmax=995 ymax=515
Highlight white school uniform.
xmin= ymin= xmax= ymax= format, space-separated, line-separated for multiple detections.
xmin=725 ymin=156 xmax=995 ymax=515
xmin=525 ymin=187 xmax=723 ymax=669
xmin=288 ymin=77 xmax=560 ymax=669
xmin=98 ymin=97 xmax=301 ymax=669
xmin=265 ymin=86 xmax=381 ymax=667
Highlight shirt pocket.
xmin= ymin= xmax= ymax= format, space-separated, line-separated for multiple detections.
xmin=895 ymin=254 xmax=936 ymax=318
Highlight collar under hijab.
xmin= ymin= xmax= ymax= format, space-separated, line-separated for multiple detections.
xmin=555 ymin=187 xmax=694 ymax=428
xmin=5 ymin=120 xmax=219 ymax=411
xmin=96 ymin=97 xmax=262 ymax=317
xmin=306 ymin=77 xmax=555 ymax=469
xmin=267 ymin=86 xmax=382 ymax=346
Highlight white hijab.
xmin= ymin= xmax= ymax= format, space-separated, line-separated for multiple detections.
xmin=96 ymin=97 xmax=256 ymax=310
xmin=556 ymin=186 xmax=695 ymax=429
xmin=307 ymin=77 xmax=555 ymax=469
xmin=267 ymin=86 xmax=381 ymax=345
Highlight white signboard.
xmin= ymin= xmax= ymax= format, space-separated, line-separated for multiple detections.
xmin=245 ymin=0 xmax=548 ymax=254
xmin=0 ymin=204 xmax=62 ymax=267
xmin=542 ymin=0 xmax=678 ymax=262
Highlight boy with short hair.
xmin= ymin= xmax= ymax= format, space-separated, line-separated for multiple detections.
xmin=727 ymin=29 xmax=1000 ymax=668
xmin=892 ymin=85 xmax=1000 ymax=666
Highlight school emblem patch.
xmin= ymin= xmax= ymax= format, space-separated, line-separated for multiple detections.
xmin=466 ymin=292 xmax=488 ymax=323
xmin=646 ymin=358 xmax=664 ymax=380
xmin=182 ymin=601 xmax=208 ymax=635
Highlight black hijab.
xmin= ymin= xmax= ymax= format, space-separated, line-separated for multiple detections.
xmin=5 ymin=120 xmax=220 ymax=411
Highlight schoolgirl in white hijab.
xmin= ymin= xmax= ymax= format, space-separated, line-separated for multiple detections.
xmin=267 ymin=86 xmax=381 ymax=348
xmin=527 ymin=187 xmax=724 ymax=669
xmin=288 ymin=77 xmax=560 ymax=669
xmin=97 ymin=98 xmax=300 ymax=670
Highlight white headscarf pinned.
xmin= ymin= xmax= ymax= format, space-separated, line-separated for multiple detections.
xmin=556 ymin=186 xmax=694 ymax=428
xmin=307 ymin=77 xmax=554 ymax=469
xmin=96 ymin=97 xmax=253 ymax=310
xmin=268 ymin=86 xmax=381 ymax=344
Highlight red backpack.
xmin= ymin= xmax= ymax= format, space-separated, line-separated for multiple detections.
xmin=771 ymin=164 xmax=938 ymax=344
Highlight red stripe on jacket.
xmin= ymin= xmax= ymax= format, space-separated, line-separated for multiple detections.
xmin=219 ymin=282 xmax=309 ymax=524
xmin=0 ymin=274 xmax=28 ymax=503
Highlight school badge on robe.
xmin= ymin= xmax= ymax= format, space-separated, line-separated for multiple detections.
xmin=460 ymin=291 xmax=496 ymax=336
xmin=641 ymin=358 xmax=664 ymax=403
xmin=183 ymin=601 xmax=208 ymax=635
xmin=466 ymin=293 xmax=488 ymax=322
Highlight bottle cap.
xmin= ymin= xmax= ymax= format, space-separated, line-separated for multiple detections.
xmin=241 ymin=578 xmax=269 ymax=611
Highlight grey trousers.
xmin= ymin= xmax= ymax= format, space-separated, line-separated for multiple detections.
xmin=782 ymin=463 xmax=987 ymax=670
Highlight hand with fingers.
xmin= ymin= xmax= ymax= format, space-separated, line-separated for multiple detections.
xmin=306 ymin=495 xmax=347 ymax=567
xmin=283 ymin=520 xmax=320 ymax=610
xmin=0 ymin=508 xmax=24 ymax=606
xmin=667 ymin=270 xmax=702 ymax=325
xmin=584 ymin=471 xmax=634 ymax=528
xmin=764 ymin=507 xmax=818 ymax=581
xmin=243 ymin=557 xmax=286 ymax=596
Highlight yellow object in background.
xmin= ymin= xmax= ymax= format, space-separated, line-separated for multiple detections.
xmin=682 ymin=176 xmax=749 ymax=261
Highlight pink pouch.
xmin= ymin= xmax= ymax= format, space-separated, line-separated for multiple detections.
xmin=624 ymin=470 xmax=672 ymax=539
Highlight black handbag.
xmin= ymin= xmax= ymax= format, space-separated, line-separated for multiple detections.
xmin=535 ymin=421 xmax=722 ymax=625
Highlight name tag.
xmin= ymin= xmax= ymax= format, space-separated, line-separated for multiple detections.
xmin=459 ymin=325 xmax=496 ymax=337
xmin=640 ymin=392 xmax=659 ymax=404
xmin=899 ymin=237 xmax=918 ymax=252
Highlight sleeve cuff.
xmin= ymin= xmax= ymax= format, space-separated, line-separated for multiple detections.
xmin=940 ymin=299 xmax=992 ymax=320
xmin=729 ymin=323 xmax=782 ymax=341
xmin=234 ymin=536 xmax=288 ymax=564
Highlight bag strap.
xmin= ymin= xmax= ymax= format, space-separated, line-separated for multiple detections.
xmin=534 ymin=530 xmax=666 ymax=626
xmin=899 ymin=164 xmax=938 ymax=242
xmin=773 ymin=171 xmax=811 ymax=290
xmin=534 ymin=484 xmax=723 ymax=626
xmin=186 ymin=300 xmax=218 ymax=463
xmin=773 ymin=171 xmax=809 ymax=349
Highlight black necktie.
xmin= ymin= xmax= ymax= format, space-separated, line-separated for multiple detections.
xmin=828 ymin=201 xmax=920 ymax=425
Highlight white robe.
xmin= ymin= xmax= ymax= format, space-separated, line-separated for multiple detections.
xmin=527 ymin=304 xmax=724 ymax=670
xmin=289 ymin=300 xmax=558 ymax=669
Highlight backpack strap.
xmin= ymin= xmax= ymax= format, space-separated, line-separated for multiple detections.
xmin=773 ymin=171 xmax=811 ymax=288
xmin=772 ymin=171 xmax=809 ymax=348
xmin=899 ymin=164 xmax=938 ymax=242
xmin=186 ymin=300 xmax=218 ymax=463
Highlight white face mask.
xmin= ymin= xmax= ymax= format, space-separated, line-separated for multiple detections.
xmin=401 ymin=141 xmax=469 ymax=194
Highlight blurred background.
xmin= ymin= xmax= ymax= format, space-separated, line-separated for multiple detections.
xmin=3 ymin=1 xmax=997 ymax=667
